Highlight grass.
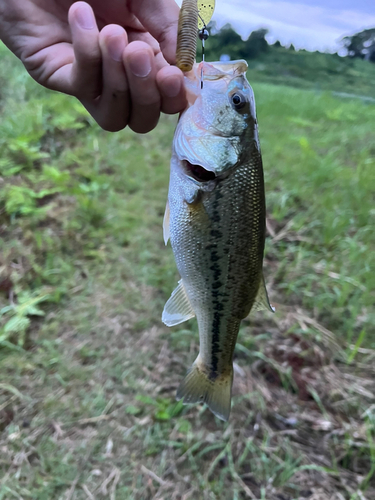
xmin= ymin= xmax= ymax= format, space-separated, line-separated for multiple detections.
xmin=247 ymin=47 xmax=375 ymax=99
xmin=0 ymin=42 xmax=375 ymax=499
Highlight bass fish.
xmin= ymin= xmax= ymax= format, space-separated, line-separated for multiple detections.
xmin=162 ymin=60 xmax=274 ymax=421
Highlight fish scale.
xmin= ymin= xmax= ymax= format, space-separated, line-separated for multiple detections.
xmin=172 ymin=149 xmax=265 ymax=368
xmin=162 ymin=60 xmax=274 ymax=421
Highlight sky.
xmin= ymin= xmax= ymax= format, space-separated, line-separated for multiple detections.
xmin=176 ymin=0 xmax=375 ymax=53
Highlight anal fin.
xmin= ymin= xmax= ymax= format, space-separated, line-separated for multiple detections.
xmin=162 ymin=279 xmax=195 ymax=326
xmin=252 ymin=273 xmax=275 ymax=313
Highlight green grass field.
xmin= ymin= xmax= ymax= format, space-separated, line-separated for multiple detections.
xmin=248 ymin=47 xmax=375 ymax=99
xmin=0 ymin=43 xmax=375 ymax=499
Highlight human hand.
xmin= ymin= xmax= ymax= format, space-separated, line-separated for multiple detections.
xmin=0 ymin=0 xmax=187 ymax=132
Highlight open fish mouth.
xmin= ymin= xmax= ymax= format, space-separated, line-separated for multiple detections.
xmin=183 ymin=160 xmax=217 ymax=183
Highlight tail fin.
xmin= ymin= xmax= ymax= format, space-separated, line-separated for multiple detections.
xmin=176 ymin=358 xmax=233 ymax=421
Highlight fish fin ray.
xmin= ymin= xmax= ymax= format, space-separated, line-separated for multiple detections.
xmin=176 ymin=358 xmax=233 ymax=421
xmin=162 ymin=279 xmax=195 ymax=326
xmin=163 ymin=200 xmax=170 ymax=245
xmin=252 ymin=274 xmax=275 ymax=313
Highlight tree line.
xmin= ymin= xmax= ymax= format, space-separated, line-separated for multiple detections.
xmin=204 ymin=23 xmax=375 ymax=63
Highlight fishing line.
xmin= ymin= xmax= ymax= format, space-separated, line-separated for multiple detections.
xmin=198 ymin=20 xmax=209 ymax=88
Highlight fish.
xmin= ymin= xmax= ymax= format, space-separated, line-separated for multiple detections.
xmin=162 ymin=60 xmax=274 ymax=421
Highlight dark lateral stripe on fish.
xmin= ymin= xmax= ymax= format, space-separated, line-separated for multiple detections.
xmin=209 ymin=188 xmax=225 ymax=379
xmin=210 ymin=262 xmax=221 ymax=281
xmin=210 ymin=310 xmax=223 ymax=378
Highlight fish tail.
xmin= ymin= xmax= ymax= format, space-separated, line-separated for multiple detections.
xmin=176 ymin=357 xmax=233 ymax=421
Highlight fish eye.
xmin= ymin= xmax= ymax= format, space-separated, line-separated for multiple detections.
xmin=230 ymin=92 xmax=247 ymax=111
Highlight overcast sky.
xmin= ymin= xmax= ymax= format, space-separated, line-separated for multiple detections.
xmin=176 ymin=0 xmax=375 ymax=52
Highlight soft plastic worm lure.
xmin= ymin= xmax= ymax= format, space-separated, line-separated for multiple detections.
xmin=176 ymin=0 xmax=216 ymax=73
xmin=176 ymin=0 xmax=199 ymax=72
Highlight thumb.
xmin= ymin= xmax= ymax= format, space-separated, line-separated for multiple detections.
xmin=130 ymin=0 xmax=180 ymax=64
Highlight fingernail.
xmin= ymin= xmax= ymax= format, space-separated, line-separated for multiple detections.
xmin=107 ymin=35 xmax=125 ymax=62
xmin=75 ymin=4 xmax=95 ymax=30
xmin=163 ymin=76 xmax=182 ymax=98
xmin=129 ymin=52 xmax=151 ymax=78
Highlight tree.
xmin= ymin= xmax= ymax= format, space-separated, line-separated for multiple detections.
xmin=205 ymin=23 xmax=244 ymax=61
xmin=342 ymin=28 xmax=375 ymax=62
xmin=243 ymin=28 xmax=269 ymax=59
xmin=215 ymin=23 xmax=243 ymax=49
xmin=204 ymin=25 xmax=270 ymax=61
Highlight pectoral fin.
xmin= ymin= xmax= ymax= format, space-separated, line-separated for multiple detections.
xmin=163 ymin=200 xmax=170 ymax=245
xmin=162 ymin=279 xmax=195 ymax=326
xmin=253 ymin=274 xmax=275 ymax=313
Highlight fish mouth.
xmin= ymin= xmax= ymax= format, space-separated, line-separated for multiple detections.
xmin=183 ymin=160 xmax=216 ymax=183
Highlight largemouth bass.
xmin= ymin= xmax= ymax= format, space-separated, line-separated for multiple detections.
xmin=162 ymin=60 xmax=274 ymax=421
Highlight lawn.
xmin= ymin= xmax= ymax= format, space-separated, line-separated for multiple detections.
xmin=0 ymin=43 xmax=374 ymax=499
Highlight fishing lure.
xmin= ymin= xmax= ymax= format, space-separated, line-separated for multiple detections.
xmin=176 ymin=0 xmax=216 ymax=73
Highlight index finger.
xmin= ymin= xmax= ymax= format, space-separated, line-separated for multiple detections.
xmin=129 ymin=0 xmax=179 ymax=64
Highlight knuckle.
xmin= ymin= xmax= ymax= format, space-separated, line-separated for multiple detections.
xmin=75 ymin=84 xmax=100 ymax=101
xmin=129 ymin=115 xmax=160 ymax=134
xmin=161 ymin=101 xmax=185 ymax=116
xmin=97 ymin=109 xmax=129 ymax=133
xmin=82 ymin=88 xmax=131 ymax=131
xmin=102 ymin=123 xmax=125 ymax=133
xmin=161 ymin=92 xmax=187 ymax=115
xmin=98 ymin=116 xmax=127 ymax=132
xmin=110 ymin=89 xmax=129 ymax=100
xmin=77 ymin=50 xmax=102 ymax=69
